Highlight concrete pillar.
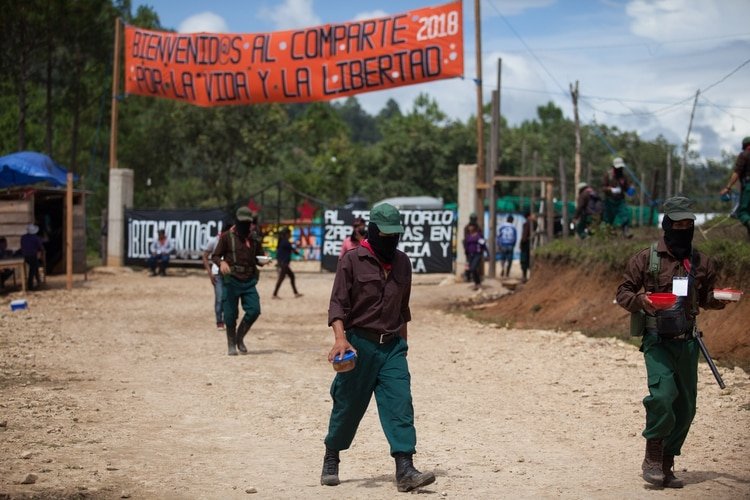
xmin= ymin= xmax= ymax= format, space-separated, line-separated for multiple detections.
xmin=456 ymin=164 xmax=477 ymax=281
xmin=106 ymin=168 xmax=134 ymax=267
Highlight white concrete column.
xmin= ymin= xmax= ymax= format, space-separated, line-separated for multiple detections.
xmin=106 ymin=168 xmax=134 ymax=267
xmin=456 ymin=164 xmax=477 ymax=281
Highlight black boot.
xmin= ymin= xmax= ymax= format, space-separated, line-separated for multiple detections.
xmin=642 ymin=438 xmax=664 ymax=485
xmin=662 ymin=454 xmax=684 ymax=488
xmin=320 ymin=447 xmax=340 ymax=486
xmin=236 ymin=320 xmax=250 ymax=354
xmin=226 ymin=324 xmax=238 ymax=356
xmin=394 ymin=452 xmax=435 ymax=492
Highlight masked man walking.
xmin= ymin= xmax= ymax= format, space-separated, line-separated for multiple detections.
xmin=616 ymin=196 xmax=729 ymax=488
xmin=211 ymin=207 xmax=268 ymax=356
xmin=321 ymin=203 xmax=435 ymax=493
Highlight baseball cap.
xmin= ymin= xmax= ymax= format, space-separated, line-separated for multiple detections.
xmin=613 ymin=157 xmax=625 ymax=169
xmin=369 ymin=203 xmax=404 ymax=234
xmin=662 ymin=196 xmax=696 ymax=221
xmin=236 ymin=206 xmax=256 ymax=221
xmin=576 ymin=182 xmax=588 ymax=191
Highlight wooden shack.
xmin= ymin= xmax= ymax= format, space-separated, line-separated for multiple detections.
xmin=0 ymin=187 xmax=86 ymax=274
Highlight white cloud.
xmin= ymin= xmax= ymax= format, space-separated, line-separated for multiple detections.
xmin=177 ymin=12 xmax=230 ymax=33
xmin=352 ymin=10 xmax=388 ymax=22
xmin=259 ymin=0 xmax=321 ymax=30
xmin=489 ymin=0 xmax=556 ymax=16
xmin=626 ymin=0 xmax=750 ymax=44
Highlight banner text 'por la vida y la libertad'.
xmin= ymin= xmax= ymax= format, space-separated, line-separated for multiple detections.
xmin=124 ymin=1 xmax=463 ymax=106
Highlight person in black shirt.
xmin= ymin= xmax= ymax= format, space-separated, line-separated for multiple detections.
xmin=272 ymin=226 xmax=302 ymax=299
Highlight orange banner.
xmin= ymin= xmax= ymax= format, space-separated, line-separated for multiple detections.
xmin=124 ymin=1 xmax=463 ymax=106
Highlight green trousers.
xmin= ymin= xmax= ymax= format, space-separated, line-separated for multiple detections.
xmin=324 ymin=329 xmax=416 ymax=455
xmin=603 ymin=198 xmax=630 ymax=228
xmin=738 ymin=182 xmax=750 ymax=226
xmin=222 ymin=275 xmax=260 ymax=329
xmin=575 ymin=215 xmax=592 ymax=238
xmin=640 ymin=334 xmax=699 ymax=456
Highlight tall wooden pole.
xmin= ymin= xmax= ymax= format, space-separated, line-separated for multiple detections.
xmin=570 ymin=81 xmax=581 ymax=190
xmin=558 ymin=156 xmax=568 ymax=237
xmin=474 ymin=0 xmax=485 ymax=219
xmin=109 ymin=17 xmax=122 ymax=170
xmin=66 ymin=172 xmax=73 ymax=290
xmin=678 ymin=90 xmax=699 ymax=194
xmin=666 ymin=149 xmax=673 ymax=199
xmin=488 ymin=90 xmax=499 ymax=278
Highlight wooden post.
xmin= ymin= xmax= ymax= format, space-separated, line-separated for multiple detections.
xmin=109 ymin=17 xmax=122 ymax=170
xmin=545 ymin=181 xmax=554 ymax=242
xmin=639 ymin=170 xmax=645 ymax=227
xmin=531 ymin=150 xmax=538 ymax=213
xmin=474 ymin=0 xmax=484 ymax=218
xmin=678 ymin=90 xmax=699 ymax=194
xmin=66 ymin=172 xmax=73 ymax=290
xmin=570 ymin=81 xmax=581 ymax=190
xmin=666 ymin=149 xmax=673 ymax=199
xmin=558 ymin=156 xmax=568 ymax=237
xmin=488 ymin=90 xmax=499 ymax=278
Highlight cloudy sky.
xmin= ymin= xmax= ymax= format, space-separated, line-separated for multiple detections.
xmin=132 ymin=0 xmax=750 ymax=162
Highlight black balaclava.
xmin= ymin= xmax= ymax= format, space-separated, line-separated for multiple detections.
xmin=367 ymin=222 xmax=400 ymax=263
xmin=235 ymin=220 xmax=251 ymax=240
xmin=662 ymin=216 xmax=694 ymax=260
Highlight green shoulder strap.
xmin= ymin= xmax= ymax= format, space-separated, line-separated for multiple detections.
xmin=648 ymin=242 xmax=659 ymax=290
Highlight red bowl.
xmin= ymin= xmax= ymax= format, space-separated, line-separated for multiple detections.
xmin=648 ymin=292 xmax=677 ymax=310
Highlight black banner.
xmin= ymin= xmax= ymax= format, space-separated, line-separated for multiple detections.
xmin=124 ymin=208 xmax=229 ymax=265
xmin=321 ymin=208 xmax=454 ymax=273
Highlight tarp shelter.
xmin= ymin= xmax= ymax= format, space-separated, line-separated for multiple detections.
xmin=0 ymin=151 xmax=71 ymax=188
xmin=0 ymin=152 xmax=86 ymax=276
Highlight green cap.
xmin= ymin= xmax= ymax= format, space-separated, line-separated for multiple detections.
xmin=369 ymin=203 xmax=404 ymax=234
xmin=236 ymin=206 xmax=256 ymax=221
xmin=662 ymin=196 xmax=696 ymax=221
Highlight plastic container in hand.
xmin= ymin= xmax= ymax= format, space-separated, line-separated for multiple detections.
xmin=720 ymin=192 xmax=732 ymax=202
xmin=332 ymin=350 xmax=357 ymax=373
xmin=647 ymin=292 xmax=677 ymax=310
xmin=256 ymin=255 xmax=271 ymax=265
xmin=713 ymin=288 xmax=743 ymax=302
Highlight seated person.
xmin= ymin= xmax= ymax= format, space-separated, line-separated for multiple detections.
xmin=0 ymin=236 xmax=15 ymax=289
xmin=148 ymin=229 xmax=174 ymax=276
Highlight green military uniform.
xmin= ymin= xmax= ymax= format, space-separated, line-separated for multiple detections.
xmin=731 ymin=142 xmax=750 ymax=231
xmin=211 ymin=207 xmax=266 ymax=356
xmin=602 ymin=157 xmax=632 ymax=236
xmin=616 ymin=196 xmax=726 ymax=488
xmin=321 ymin=203 xmax=435 ymax=493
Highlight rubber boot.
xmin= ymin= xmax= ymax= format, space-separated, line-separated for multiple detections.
xmin=642 ymin=438 xmax=664 ymax=485
xmin=226 ymin=323 xmax=238 ymax=356
xmin=320 ymin=447 xmax=340 ymax=486
xmin=236 ymin=320 xmax=250 ymax=354
xmin=662 ymin=454 xmax=684 ymax=488
xmin=394 ymin=453 xmax=435 ymax=492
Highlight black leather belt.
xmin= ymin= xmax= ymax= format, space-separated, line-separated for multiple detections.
xmin=645 ymin=330 xmax=693 ymax=341
xmin=354 ymin=328 xmax=398 ymax=344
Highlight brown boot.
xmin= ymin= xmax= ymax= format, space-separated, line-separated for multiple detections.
xmin=662 ymin=454 xmax=684 ymax=488
xmin=642 ymin=438 xmax=664 ymax=485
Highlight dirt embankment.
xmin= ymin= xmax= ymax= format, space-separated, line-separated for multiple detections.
xmin=470 ymin=260 xmax=750 ymax=369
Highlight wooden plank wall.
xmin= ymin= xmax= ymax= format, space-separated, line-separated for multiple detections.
xmin=0 ymin=198 xmax=33 ymax=250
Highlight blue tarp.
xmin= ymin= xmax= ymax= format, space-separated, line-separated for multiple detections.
xmin=0 ymin=151 xmax=71 ymax=188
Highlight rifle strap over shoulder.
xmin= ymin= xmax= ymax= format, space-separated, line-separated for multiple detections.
xmin=649 ymin=242 xmax=659 ymax=290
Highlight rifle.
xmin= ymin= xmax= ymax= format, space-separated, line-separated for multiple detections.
xmin=692 ymin=325 xmax=726 ymax=389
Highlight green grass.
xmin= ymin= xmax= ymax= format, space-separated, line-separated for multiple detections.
xmin=535 ymin=221 xmax=750 ymax=286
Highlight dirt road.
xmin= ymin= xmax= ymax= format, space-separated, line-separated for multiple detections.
xmin=1 ymin=266 xmax=749 ymax=499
